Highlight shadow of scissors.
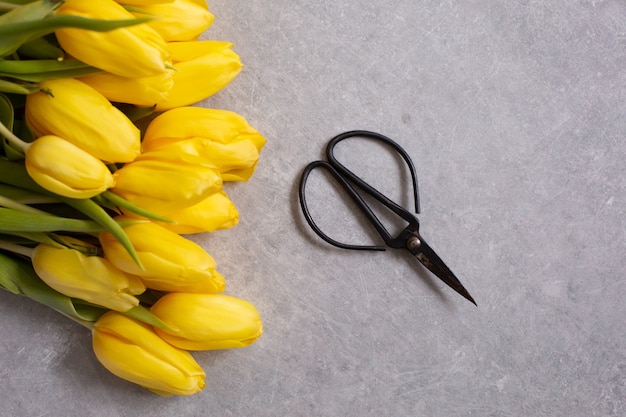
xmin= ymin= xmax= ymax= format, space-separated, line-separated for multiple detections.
xmin=298 ymin=130 xmax=476 ymax=306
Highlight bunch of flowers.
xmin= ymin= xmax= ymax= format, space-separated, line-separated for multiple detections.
xmin=0 ymin=0 xmax=265 ymax=396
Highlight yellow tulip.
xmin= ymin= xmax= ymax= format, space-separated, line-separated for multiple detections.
xmin=78 ymin=70 xmax=173 ymax=107
xmin=99 ymin=219 xmax=226 ymax=293
xmin=55 ymin=0 xmax=171 ymax=78
xmin=32 ymin=240 xmax=143 ymax=311
xmin=111 ymin=153 xmax=222 ymax=212
xmin=155 ymin=191 xmax=239 ymax=234
xmin=155 ymin=41 xmax=243 ymax=111
xmin=123 ymin=191 xmax=239 ymax=234
xmin=92 ymin=311 xmax=206 ymax=396
xmin=151 ymin=293 xmax=263 ymax=350
xmin=143 ymin=107 xmax=266 ymax=181
xmin=132 ymin=0 xmax=214 ymax=41
xmin=115 ymin=0 xmax=174 ymax=4
xmin=25 ymin=135 xmax=115 ymax=199
xmin=25 ymin=78 xmax=140 ymax=163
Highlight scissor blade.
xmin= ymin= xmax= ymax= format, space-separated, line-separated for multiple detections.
xmin=412 ymin=239 xmax=477 ymax=306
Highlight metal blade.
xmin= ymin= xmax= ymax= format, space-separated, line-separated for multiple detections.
xmin=409 ymin=237 xmax=476 ymax=305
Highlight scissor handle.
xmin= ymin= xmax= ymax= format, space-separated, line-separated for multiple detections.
xmin=298 ymin=131 xmax=422 ymax=251
xmin=326 ymin=130 xmax=421 ymax=215
xmin=299 ymin=160 xmax=386 ymax=251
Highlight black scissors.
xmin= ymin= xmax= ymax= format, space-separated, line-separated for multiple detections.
xmin=298 ymin=130 xmax=476 ymax=305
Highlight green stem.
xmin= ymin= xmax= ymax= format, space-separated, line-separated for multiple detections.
xmin=0 ymin=119 xmax=29 ymax=153
xmin=0 ymin=194 xmax=52 ymax=215
xmin=0 ymin=239 xmax=34 ymax=258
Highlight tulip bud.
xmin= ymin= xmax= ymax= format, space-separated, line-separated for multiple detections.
xmin=32 ymin=240 xmax=143 ymax=311
xmin=25 ymin=78 xmax=140 ymax=163
xmin=78 ymin=70 xmax=174 ymax=107
xmin=143 ymin=107 xmax=266 ymax=181
xmin=132 ymin=0 xmax=214 ymax=42
xmin=123 ymin=191 xmax=239 ymax=235
xmin=55 ymin=0 xmax=172 ymax=78
xmin=92 ymin=311 xmax=206 ymax=396
xmin=156 ymin=191 xmax=239 ymax=234
xmin=155 ymin=41 xmax=243 ymax=111
xmin=151 ymin=293 xmax=263 ymax=350
xmin=25 ymin=135 xmax=115 ymax=199
xmin=111 ymin=153 xmax=222 ymax=212
xmin=114 ymin=0 xmax=174 ymax=4
xmin=99 ymin=219 xmax=226 ymax=293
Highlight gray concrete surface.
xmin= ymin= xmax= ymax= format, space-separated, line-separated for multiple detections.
xmin=1 ymin=1 xmax=625 ymax=416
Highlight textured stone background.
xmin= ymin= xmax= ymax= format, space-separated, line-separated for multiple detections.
xmin=1 ymin=1 xmax=624 ymax=416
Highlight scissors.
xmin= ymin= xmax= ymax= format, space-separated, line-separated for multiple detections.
xmin=298 ymin=130 xmax=476 ymax=305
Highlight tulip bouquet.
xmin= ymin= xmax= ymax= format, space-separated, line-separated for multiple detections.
xmin=0 ymin=0 xmax=265 ymax=396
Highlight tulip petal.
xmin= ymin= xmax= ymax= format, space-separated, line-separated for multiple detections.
xmin=132 ymin=0 xmax=214 ymax=42
xmin=137 ymin=191 xmax=239 ymax=234
xmin=151 ymin=293 xmax=263 ymax=350
xmin=92 ymin=312 xmax=206 ymax=396
xmin=55 ymin=0 xmax=171 ymax=78
xmin=112 ymin=157 xmax=222 ymax=211
xmin=155 ymin=41 xmax=242 ymax=111
xmin=25 ymin=135 xmax=115 ymax=199
xmin=100 ymin=220 xmax=225 ymax=293
xmin=25 ymin=78 xmax=141 ymax=163
xmin=32 ymin=242 xmax=141 ymax=311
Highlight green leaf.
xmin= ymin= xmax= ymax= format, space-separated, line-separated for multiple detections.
xmin=4 ymin=231 xmax=67 ymax=247
xmin=60 ymin=198 xmax=142 ymax=267
xmin=0 ymin=207 xmax=105 ymax=232
xmin=0 ymin=58 xmax=101 ymax=82
xmin=101 ymin=190 xmax=173 ymax=223
xmin=0 ymin=91 xmax=23 ymax=158
xmin=123 ymin=305 xmax=173 ymax=331
xmin=0 ymin=66 xmax=101 ymax=82
xmin=0 ymin=58 xmax=90 ymax=73
xmin=0 ymin=248 xmax=22 ymax=293
xmin=0 ymin=159 xmax=141 ymax=266
xmin=0 ymin=250 xmax=106 ymax=324
xmin=0 ymin=14 xmax=153 ymax=58
xmin=0 ymin=182 xmax=54 ymax=203
xmin=17 ymin=35 xmax=63 ymax=59
xmin=0 ymin=77 xmax=39 ymax=94
xmin=0 ymin=1 xmax=42 ymax=7
xmin=0 ymin=192 xmax=51 ymax=214
xmin=0 ymin=0 xmax=58 ymax=26
xmin=0 ymin=91 xmax=13 ymax=134
xmin=0 ymin=91 xmax=13 ymax=124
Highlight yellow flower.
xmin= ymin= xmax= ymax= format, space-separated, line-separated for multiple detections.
xmin=78 ymin=70 xmax=173 ymax=107
xmin=155 ymin=41 xmax=243 ymax=111
xmin=124 ymin=191 xmax=239 ymax=234
xmin=55 ymin=0 xmax=171 ymax=78
xmin=114 ymin=0 xmax=174 ymax=4
xmin=155 ymin=191 xmax=239 ymax=234
xmin=132 ymin=0 xmax=214 ymax=41
xmin=111 ymin=153 xmax=222 ymax=212
xmin=151 ymin=293 xmax=263 ymax=350
xmin=99 ymin=219 xmax=226 ymax=293
xmin=143 ymin=107 xmax=266 ymax=181
xmin=32 ymin=239 xmax=143 ymax=311
xmin=92 ymin=311 xmax=206 ymax=396
xmin=25 ymin=78 xmax=140 ymax=163
xmin=25 ymin=135 xmax=115 ymax=199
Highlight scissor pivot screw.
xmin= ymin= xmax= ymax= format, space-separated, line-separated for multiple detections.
xmin=407 ymin=236 xmax=421 ymax=250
